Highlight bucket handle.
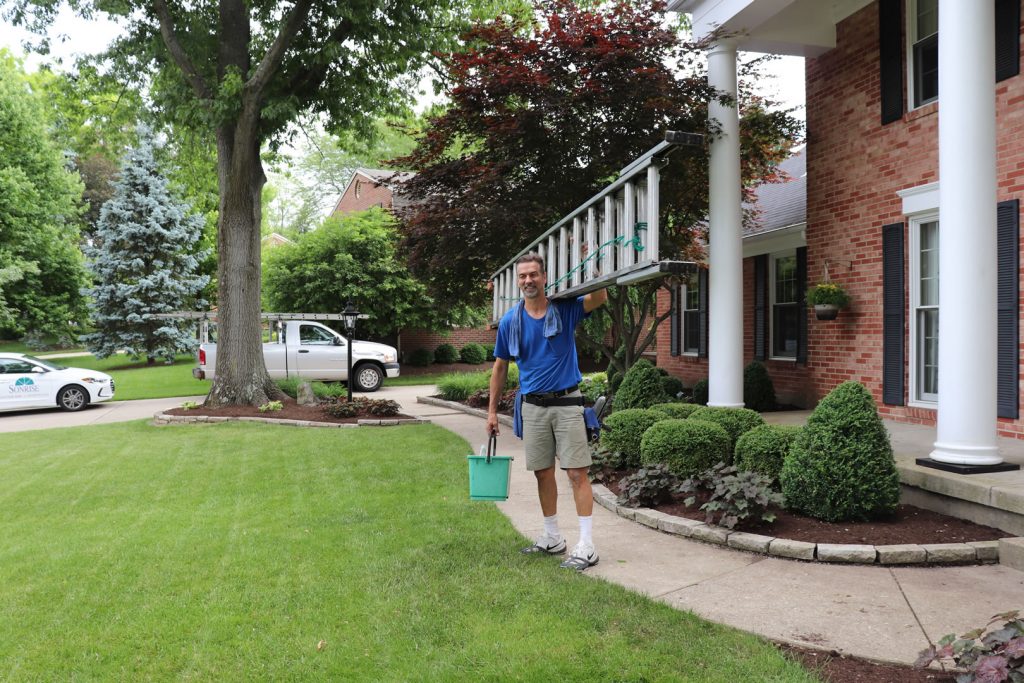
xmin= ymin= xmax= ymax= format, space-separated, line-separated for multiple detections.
xmin=487 ymin=432 xmax=497 ymax=464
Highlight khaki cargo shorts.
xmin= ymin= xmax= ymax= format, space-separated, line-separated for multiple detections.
xmin=521 ymin=390 xmax=592 ymax=471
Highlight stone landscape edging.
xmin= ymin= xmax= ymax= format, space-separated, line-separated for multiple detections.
xmin=591 ymin=483 xmax=1003 ymax=566
xmin=152 ymin=412 xmax=431 ymax=428
xmin=416 ymin=395 xmax=1014 ymax=566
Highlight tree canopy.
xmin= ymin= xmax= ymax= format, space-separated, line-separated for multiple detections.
xmin=0 ymin=51 xmax=88 ymax=343
xmin=263 ymin=208 xmax=436 ymax=339
xmin=396 ymin=0 xmax=801 ymax=309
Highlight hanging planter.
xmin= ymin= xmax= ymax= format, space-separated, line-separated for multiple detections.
xmin=807 ymin=282 xmax=851 ymax=321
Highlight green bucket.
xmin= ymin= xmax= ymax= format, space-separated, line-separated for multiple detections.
xmin=467 ymin=434 xmax=513 ymax=501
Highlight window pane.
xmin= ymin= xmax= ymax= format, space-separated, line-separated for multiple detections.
xmin=919 ymin=308 xmax=939 ymax=397
xmin=920 ymin=221 xmax=939 ymax=306
xmin=773 ymin=304 xmax=798 ymax=357
xmin=917 ymin=0 xmax=938 ymax=38
xmin=774 ymin=255 xmax=796 ymax=304
xmin=914 ymin=34 xmax=939 ymax=105
xmin=684 ymin=311 xmax=699 ymax=353
xmin=684 ymin=274 xmax=699 ymax=310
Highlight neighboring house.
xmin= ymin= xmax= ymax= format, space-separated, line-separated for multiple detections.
xmin=331 ymin=168 xmax=417 ymax=217
xmin=659 ymin=0 xmax=1023 ymax=470
xmin=261 ymin=232 xmax=294 ymax=248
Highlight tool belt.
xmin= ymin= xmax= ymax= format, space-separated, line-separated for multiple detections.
xmin=522 ymin=385 xmax=583 ymax=408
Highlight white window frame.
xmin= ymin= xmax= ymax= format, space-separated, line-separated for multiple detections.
xmin=769 ymin=250 xmax=798 ymax=362
xmin=680 ymin=274 xmax=699 ymax=357
xmin=908 ymin=212 xmax=940 ymax=407
xmin=906 ymin=0 xmax=939 ymax=109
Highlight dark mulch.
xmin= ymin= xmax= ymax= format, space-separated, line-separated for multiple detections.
xmin=779 ymin=644 xmax=954 ymax=682
xmin=163 ymin=397 xmax=416 ymax=424
xmin=602 ymin=474 xmax=1010 ymax=546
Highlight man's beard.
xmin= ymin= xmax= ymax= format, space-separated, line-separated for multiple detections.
xmin=522 ymin=284 xmax=540 ymax=299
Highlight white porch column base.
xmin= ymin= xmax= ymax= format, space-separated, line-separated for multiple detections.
xmin=929 ymin=442 xmax=1003 ymax=466
xmin=706 ymin=39 xmax=744 ymax=409
xmin=932 ymin=0 xmax=1003 ymax=466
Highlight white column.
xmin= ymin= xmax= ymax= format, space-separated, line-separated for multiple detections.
xmin=931 ymin=0 xmax=1002 ymax=464
xmin=707 ymin=40 xmax=744 ymax=408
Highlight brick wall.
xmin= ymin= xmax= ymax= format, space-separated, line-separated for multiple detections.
xmin=332 ymin=174 xmax=394 ymax=216
xmin=399 ymin=327 xmax=497 ymax=359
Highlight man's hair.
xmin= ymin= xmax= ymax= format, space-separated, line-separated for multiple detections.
xmin=516 ymin=252 xmax=545 ymax=271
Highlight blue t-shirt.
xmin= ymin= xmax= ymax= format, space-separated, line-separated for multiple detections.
xmin=494 ymin=297 xmax=588 ymax=395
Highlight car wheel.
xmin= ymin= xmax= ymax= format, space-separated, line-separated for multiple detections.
xmin=57 ymin=385 xmax=89 ymax=411
xmin=353 ymin=364 xmax=384 ymax=392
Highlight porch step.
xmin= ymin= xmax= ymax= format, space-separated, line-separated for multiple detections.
xmin=1000 ymin=537 xmax=1024 ymax=571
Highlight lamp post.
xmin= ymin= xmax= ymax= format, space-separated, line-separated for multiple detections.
xmin=342 ymin=301 xmax=359 ymax=401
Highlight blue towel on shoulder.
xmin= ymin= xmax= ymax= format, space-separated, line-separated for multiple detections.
xmin=506 ymin=300 xmax=562 ymax=358
xmin=513 ymin=390 xmax=523 ymax=439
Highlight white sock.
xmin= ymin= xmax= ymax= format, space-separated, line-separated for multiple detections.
xmin=579 ymin=515 xmax=593 ymax=546
xmin=543 ymin=514 xmax=560 ymax=539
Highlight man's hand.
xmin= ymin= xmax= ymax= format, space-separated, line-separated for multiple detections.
xmin=486 ymin=414 xmax=500 ymax=437
xmin=487 ymin=357 xmax=510 ymax=437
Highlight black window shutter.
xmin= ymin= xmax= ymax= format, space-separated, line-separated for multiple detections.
xmin=670 ymin=284 xmax=681 ymax=357
xmin=796 ymin=247 xmax=808 ymax=365
xmin=698 ymin=268 xmax=709 ymax=359
xmin=882 ymin=223 xmax=905 ymax=405
xmin=996 ymin=0 xmax=1021 ymax=82
xmin=879 ymin=0 xmax=904 ymax=125
xmin=754 ymin=255 xmax=768 ymax=361
xmin=998 ymin=199 xmax=1020 ymax=419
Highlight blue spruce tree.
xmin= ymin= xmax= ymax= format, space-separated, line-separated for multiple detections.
xmin=83 ymin=126 xmax=209 ymax=364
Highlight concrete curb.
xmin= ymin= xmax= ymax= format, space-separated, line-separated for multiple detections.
xmin=152 ymin=412 xmax=431 ymax=428
xmin=591 ymin=484 xmax=1007 ymax=566
xmin=416 ymin=395 xmax=514 ymax=426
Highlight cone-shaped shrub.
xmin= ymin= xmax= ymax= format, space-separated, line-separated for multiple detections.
xmin=743 ymin=361 xmax=776 ymax=412
xmin=661 ymin=374 xmax=684 ymax=399
xmin=780 ymin=381 xmax=900 ymax=522
xmin=649 ymin=402 xmax=702 ymax=419
xmin=640 ymin=419 xmax=731 ymax=478
xmin=600 ymin=408 xmax=666 ymax=466
xmin=688 ymin=406 xmax=765 ymax=452
xmin=734 ymin=424 xmax=802 ymax=481
xmin=614 ymin=359 xmax=669 ymax=409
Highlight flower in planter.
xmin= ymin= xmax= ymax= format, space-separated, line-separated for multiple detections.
xmin=806 ymin=282 xmax=851 ymax=308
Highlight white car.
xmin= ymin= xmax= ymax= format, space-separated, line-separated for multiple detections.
xmin=0 ymin=352 xmax=116 ymax=413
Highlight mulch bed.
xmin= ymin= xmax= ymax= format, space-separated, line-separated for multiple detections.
xmin=779 ymin=644 xmax=954 ymax=682
xmin=163 ymin=397 xmax=417 ymax=424
xmin=602 ymin=474 xmax=1010 ymax=546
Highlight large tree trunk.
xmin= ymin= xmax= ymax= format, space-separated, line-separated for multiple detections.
xmin=205 ymin=123 xmax=284 ymax=407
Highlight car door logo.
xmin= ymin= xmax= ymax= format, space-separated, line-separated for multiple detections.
xmin=10 ymin=377 xmax=39 ymax=394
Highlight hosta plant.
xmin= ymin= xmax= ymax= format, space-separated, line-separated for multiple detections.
xmin=680 ymin=463 xmax=782 ymax=530
xmin=915 ymin=610 xmax=1024 ymax=682
xmin=258 ymin=400 xmax=283 ymax=412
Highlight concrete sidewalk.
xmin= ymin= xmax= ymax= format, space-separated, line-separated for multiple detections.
xmin=393 ymin=386 xmax=1024 ymax=667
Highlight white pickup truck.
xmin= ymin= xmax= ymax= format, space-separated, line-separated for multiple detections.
xmin=193 ymin=319 xmax=400 ymax=392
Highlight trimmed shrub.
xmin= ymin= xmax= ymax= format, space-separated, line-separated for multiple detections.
xmin=743 ymin=361 xmax=776 ymax=412
xmin=609 ymin=372 xmax=625 ymax=394
xmin=649 ymin=402 xmax=702 ymax=419
xmin=661 ymin=374 xmax=685 ymax=400
xmin=434 ymin=343 xmax=458 ymax=364
xmin=614 ymin=359 xmax=669 ymax=410
xmin=459 ymin=342 xmax=487 ymax=364
xmin=692 ymin=378 xmax=709 ymax=405
xmin=483 ymin=343 xmax=496 ymax=361
xmin=734 ymin=424 xmax=802 ymax=481
xmin=437 ymin=372 xmax=490 ymax=401
xmin=639 ymin=418 xmax=731 ymax=479
xmin=599 ymin=408 xmax=666 ymax=467
xmin=688 ymin=406 xmax=765 ymax=452
xmin=780 ymin=381 xmax=900 ymax=522
xmin=408 ymin=347 xmax=433 ymax=367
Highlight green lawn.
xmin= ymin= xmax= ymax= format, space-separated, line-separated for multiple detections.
xmin=44 ymin=353 xmax=210 ymax=401
xmin=386 ymin=371 xmax=471 ymax=386
xmin=0 ymin=421 xmax=815 ymax=682
xmin=0 ymin=340 xmax=84 ymax=354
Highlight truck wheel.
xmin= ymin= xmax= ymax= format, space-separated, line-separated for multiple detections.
xmin=353 ymin=364 xmax=384 ymax=392
xmin=57 ymin=385 xmax=89 ymax=411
